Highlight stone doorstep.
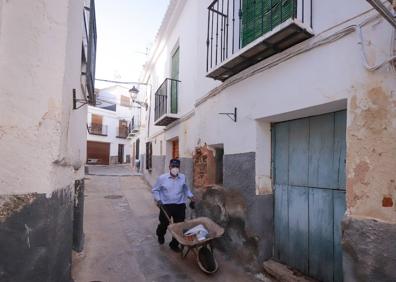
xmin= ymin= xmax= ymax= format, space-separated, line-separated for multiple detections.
xmin=263 ymin=260 xmax=318 ymax=282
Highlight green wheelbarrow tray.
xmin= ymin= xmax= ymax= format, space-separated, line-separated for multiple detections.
xmin=167 ymin=217 xmax=224 ymax=274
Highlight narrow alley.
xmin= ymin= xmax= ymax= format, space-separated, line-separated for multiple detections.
xmin=72 ymin=167 xmax=268 ymax=282
xmin=1 ymin=0 xmax=396 ymax=281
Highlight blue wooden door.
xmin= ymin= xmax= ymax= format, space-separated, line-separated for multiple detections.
xmin=273 ymin=111 xmax=346 ymax=282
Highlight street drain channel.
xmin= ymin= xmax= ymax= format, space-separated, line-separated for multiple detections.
xmin=104 ymin=195 xmax=123 ymax=199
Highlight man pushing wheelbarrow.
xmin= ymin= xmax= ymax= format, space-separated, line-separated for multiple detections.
xmin=152 ymin=159 xmax=196 ymax=252
xmin=152 ymin=159 xmax=224 ymax=274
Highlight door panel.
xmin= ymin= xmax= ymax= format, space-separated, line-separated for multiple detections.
xmin=335 ymin=111 xmax=347 ymax=189
xmin=308 ymin=113 xmax=338 ymax=189
xmin=288 ymin=118 xmax=309 ymax=187
xmin=274 ymin=184 xmax=289 ymax=262
xmin=274 ymin=122 xmax=289 ymax=185
xmin=118 ymin=144 xmax=124 ymax=163
xmin=309 ymin=188 xmax=334 ymax=281
xmin=273 ymin=110 xmax=346 ymax=282
xmin=87 ymin=141 xmax=109 ymax=165
xmin=287 ymin=186 xmax=309 ymax=274
xmin=172 ymin=139 xmax=179 ymax=159
xmin=333 ymin=191 xmax=346 ymax=282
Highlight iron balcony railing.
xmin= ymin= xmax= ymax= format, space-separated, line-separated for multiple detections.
xmin=117 ymin=127 xmax=129 ymax=139
xmin=154 ymin=78 xmax=180 ymax=122
xmin=129 ymin=116 xmax=141 ymax=133
xmin=87 ymin=123 xmax=108 ymax=136
xmin=206 ymin=0 xmax=313 ymax=72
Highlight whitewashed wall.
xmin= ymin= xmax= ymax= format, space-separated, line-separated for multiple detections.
xmin=0 ymin=0 xmax=87 ymax=195
xmin=140 ymin=0 xmax=391 ymax=154
xmin=139 ymin=1 xmax=396 ymax=199
xmin=87 ymin=87 xmax=133 ymax=160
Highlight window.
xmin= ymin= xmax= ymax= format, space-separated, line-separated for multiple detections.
xmin=241 ymin=0 xmax=295 ymax=47
xmin=120 ymin=95 xmax=131 ymax=107
xmin=170 ymin=47 xmax=179 ymax=114
xmin=146 ymin=142 xmax=152 ymax=170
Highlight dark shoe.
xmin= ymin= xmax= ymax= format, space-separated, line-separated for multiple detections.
xmin=169 ymin=243 xmax=181 ymax=252
xmin=157 ymin=235 xmax=165 ymax=245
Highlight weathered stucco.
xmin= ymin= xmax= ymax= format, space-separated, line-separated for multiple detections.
xmin=342 ymin=216 xmax=396 ymax=282
xmin=347 ymin=83 xmax=396 ymax=223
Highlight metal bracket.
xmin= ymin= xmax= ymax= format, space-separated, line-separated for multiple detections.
xmin=219 ymin=107 xmax=237 ymax=122
xmin=73 ymin=89 xmax=88 ymax=110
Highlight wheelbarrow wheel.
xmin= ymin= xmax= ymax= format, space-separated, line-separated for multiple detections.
xmin=197 ymin=244 xmax=218 ymax=274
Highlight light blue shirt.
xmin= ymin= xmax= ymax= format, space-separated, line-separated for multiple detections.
xmin=152 ymin=173 xmax=193 ymax=204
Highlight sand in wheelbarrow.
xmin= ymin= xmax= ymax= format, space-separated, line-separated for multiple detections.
xmin=198 ymin=246 xmax=216 ymax=273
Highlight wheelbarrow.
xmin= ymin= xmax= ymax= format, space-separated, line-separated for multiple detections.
xmin=159 ymin=205 xmax=224 ymax=274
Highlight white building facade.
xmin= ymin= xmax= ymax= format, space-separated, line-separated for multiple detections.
xmin=87 ymin=85 xmax=134 ymax=165
xmin=136 ymin=1 xmax=396 ymax=281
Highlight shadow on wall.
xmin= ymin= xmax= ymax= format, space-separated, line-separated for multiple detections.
xmin=195 ymin=186 xmax=262 ymax=273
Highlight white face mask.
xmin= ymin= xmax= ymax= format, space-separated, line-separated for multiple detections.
xmin=170 ymin=167 xmax=179 ymax=176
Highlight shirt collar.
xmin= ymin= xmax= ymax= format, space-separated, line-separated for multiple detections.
xmin=168 ymin=172 xmax=180 ymax=179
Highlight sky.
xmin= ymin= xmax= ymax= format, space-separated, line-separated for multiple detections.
xmin=94 ymin=0 xmax=169 ymax=89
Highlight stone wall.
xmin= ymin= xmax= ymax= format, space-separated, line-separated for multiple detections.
xmin=180 ymin=157 xmax=194 ymax=191
xmin=0 ymin=186 xmax=74 ymax=282
xmin=342 ymin=217 xmax=396 ymax=282
xmin=196 ymin=152 xmax=273 ymax=272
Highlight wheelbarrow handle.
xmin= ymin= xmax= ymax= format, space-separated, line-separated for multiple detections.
xmin=158 ymin=204 xmax=173 ymax=224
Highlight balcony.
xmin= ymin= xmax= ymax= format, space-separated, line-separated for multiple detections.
xmin=117 ymin=127 xmax=129 ymax=139
xmin=154 ymin=78 xmax=180 ymax=126
xmin=206 ymin=0 xmax=314 ymax=81
xmin=87 ymin=123 xmax=108 ymax=136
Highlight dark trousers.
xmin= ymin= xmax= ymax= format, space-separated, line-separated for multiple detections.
xmin=156 ymin=203 xmax=186 ymax=247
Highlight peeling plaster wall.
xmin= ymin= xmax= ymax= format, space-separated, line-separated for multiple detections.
xmin=346 ymin=78 xmax=396 ymax=223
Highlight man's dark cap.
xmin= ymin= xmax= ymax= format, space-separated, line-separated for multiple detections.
xmin=169 ymin=159 xmax=180 ymax=167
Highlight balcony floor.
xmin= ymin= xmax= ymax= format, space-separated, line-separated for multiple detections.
xmin=154 ymin=115 xmax=179 ymax=126
xmin=207 ymin=19 xmax=314 ymax=81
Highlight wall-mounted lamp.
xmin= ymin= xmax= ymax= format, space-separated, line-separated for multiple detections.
xmin=128 ymin=87 xmax=148 ymax=110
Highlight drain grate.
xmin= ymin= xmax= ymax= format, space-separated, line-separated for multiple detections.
xmin=104 ymin=195 xmax=123 ymax=199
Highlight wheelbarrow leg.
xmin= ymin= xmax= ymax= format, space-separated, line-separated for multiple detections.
xmin=181 ymin=245 xmax=192 ymax=258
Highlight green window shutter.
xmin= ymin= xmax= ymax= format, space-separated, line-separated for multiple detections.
xmin=170 ymin=47 xmax=179 ymax=114
xmin=241 ymin=0 xmax=295 ymax=47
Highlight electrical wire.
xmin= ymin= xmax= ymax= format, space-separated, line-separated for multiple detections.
xmin=95 ymin=78 xmax=149 ymax=85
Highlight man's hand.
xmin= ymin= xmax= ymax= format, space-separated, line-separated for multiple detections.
xmin=156 ymin=200 xmax=163 ymax=207
xmin=189 ymin=196 xmax=196 ymax=209
xmin=189 ymin=196 xmax=196 ymax=202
